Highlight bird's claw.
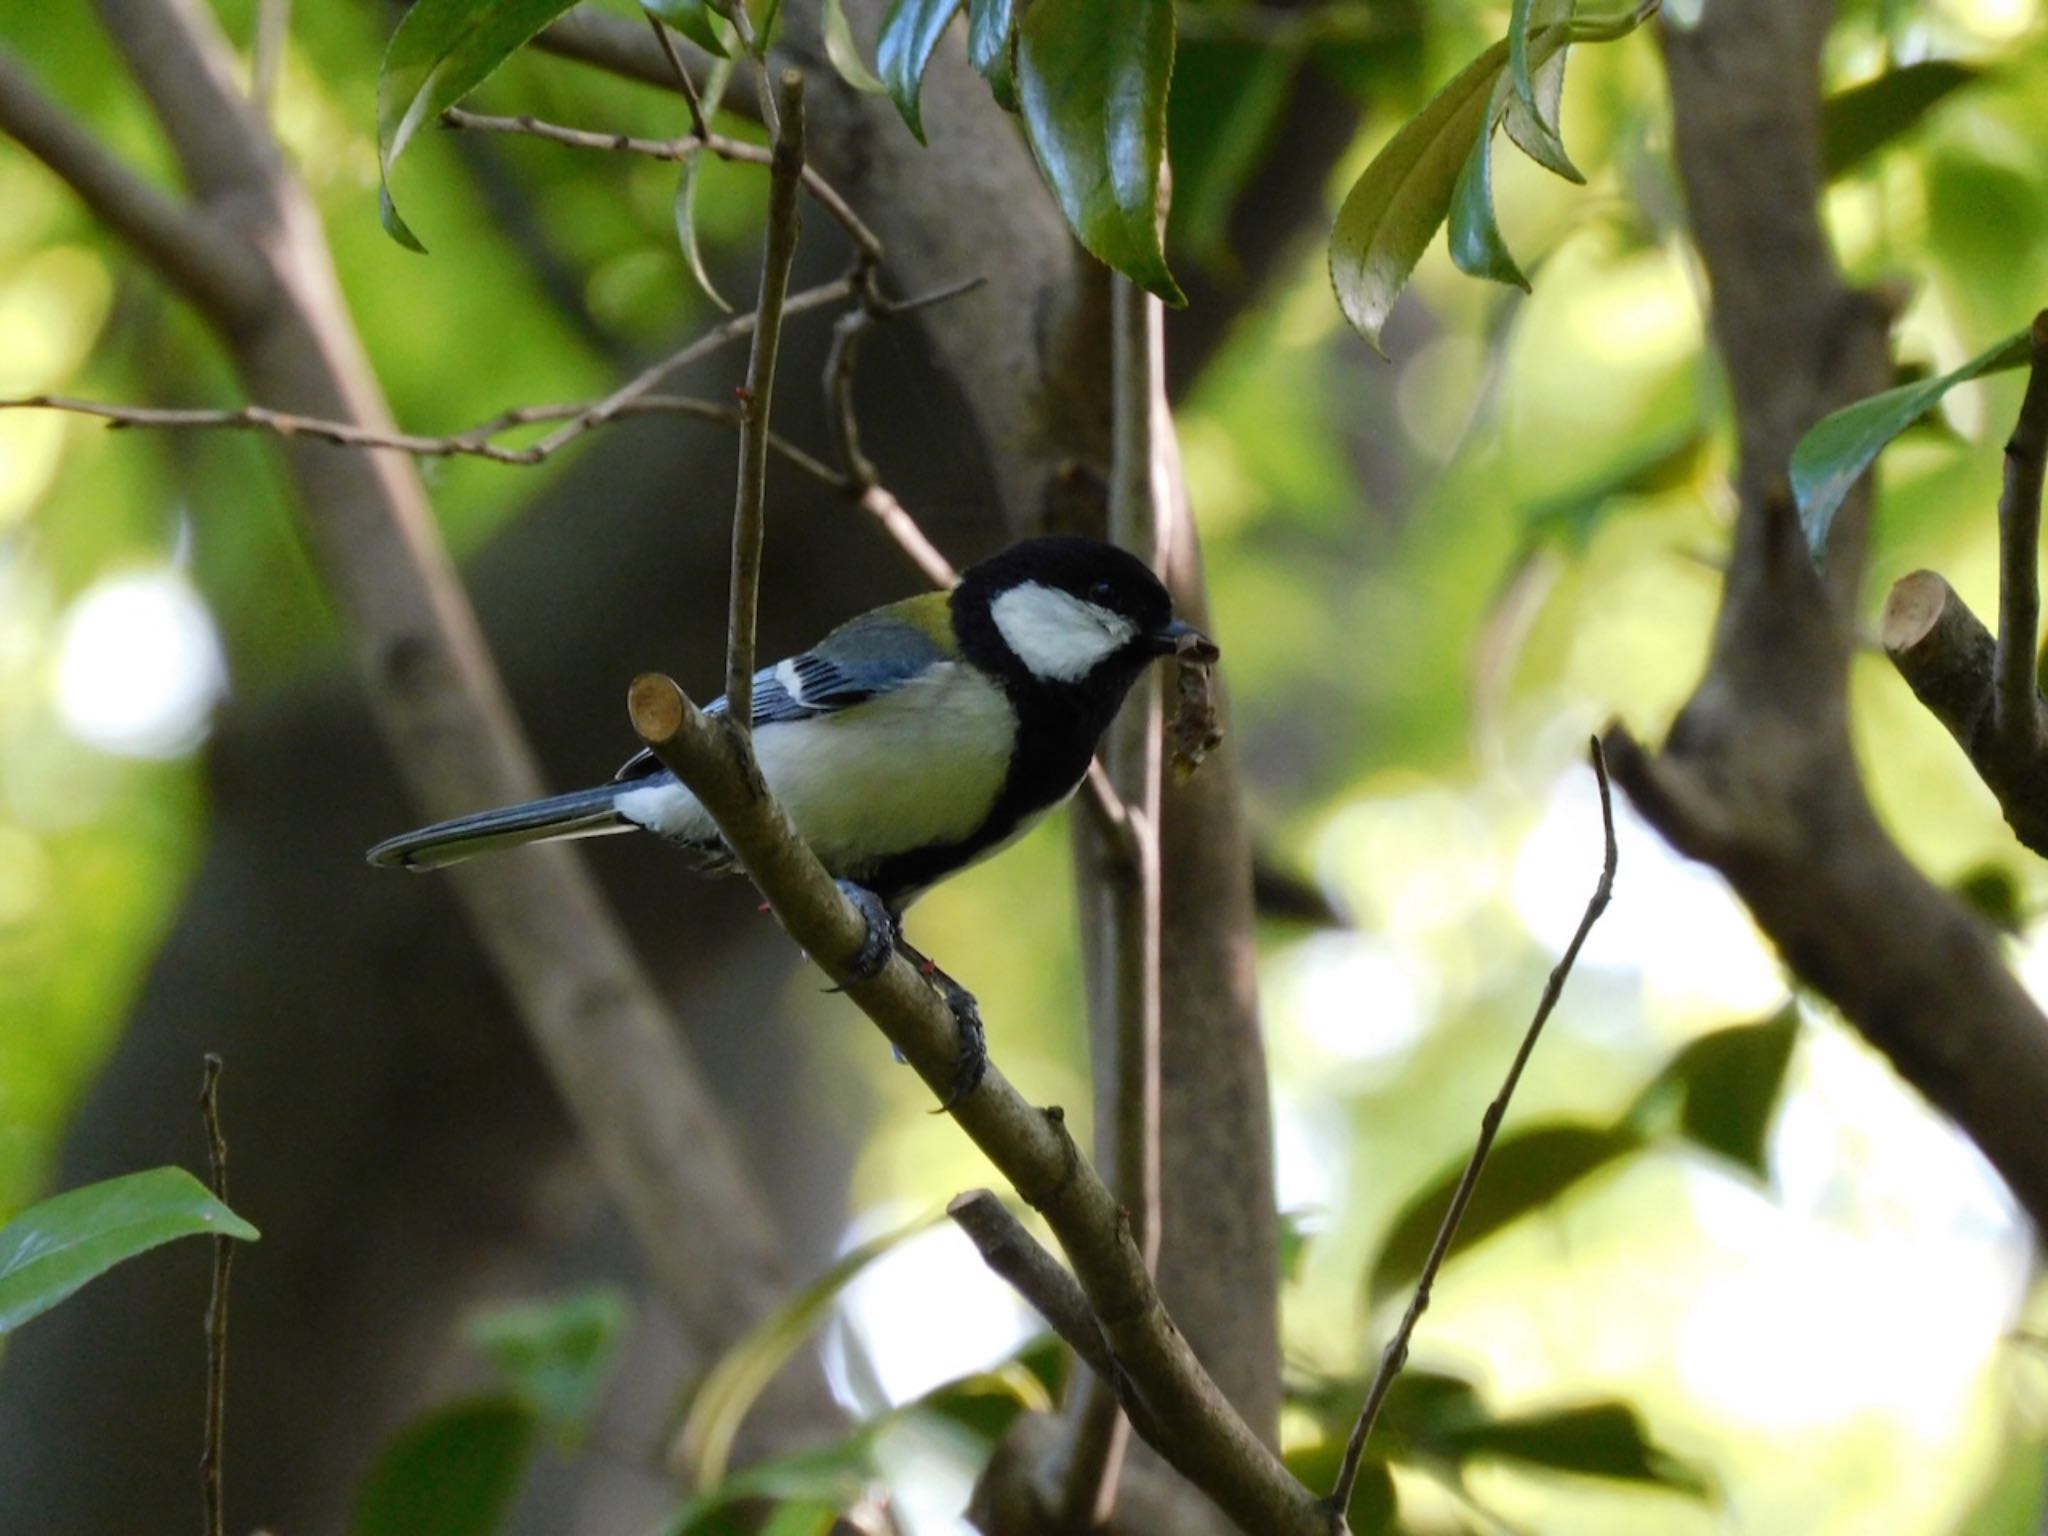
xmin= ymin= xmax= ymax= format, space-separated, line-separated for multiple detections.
xmin=835 ymin=880 xmax=898 ymax=982
xmin=930 ymin=979 xmax=987 ymax=1112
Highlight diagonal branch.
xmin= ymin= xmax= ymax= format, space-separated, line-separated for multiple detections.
xmin=624 ymin=674 xmax=1337 ymax=1536
xmin=0 ymin=48 xmax=270 ymax=325
xmin=1330 ymin=742 xmax=1616 ymax=1514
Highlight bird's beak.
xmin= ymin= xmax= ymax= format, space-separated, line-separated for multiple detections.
xmin=1154 ymin=617 xmax=1220 ymax=664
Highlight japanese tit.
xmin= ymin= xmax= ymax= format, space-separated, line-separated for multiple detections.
xmin=367 ymin=537 xmax=1213 ymax=915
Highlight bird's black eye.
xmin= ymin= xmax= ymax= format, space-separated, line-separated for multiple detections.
xmin=1089 ymin=579 xmax=1116 ymax=607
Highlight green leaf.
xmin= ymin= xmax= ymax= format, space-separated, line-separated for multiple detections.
xmin=1437 ymin=1401 xmax=1712 ymax=1496
xmin=967 ymin=0 xmax=1019 ymax=110
xmin=352 ymin=1397 xmax=537 ymax=1536
xmin=913 ymin=1358 xmax=1055 ymax=1443
xmin=1016 ymin=0 xmax=1184 ymax=304
xmin=824 ymin=0 xmax=888 ymax=93
xmin=1367 ymin=1122 xmax=1641 ymax=1305
xmin=674 ymin=1211 xmax=941 ymax=1486
xmin=378 ymin=0 xmax=585 ymax=251
xmin=1505 ymin=0 xmax=1582 ymax=183
xmin=1284 ymin=1436 xmax=1399 ymax=1533
xmin=664 ymin=1437 xmax=879 ymax=1535
xmin=1791 ymin=326 xmax=2034 ymax=556
xmin=0 ymin=1167 xmax=258 ymax=1336
xmin=468 ymin=1286 xmax=628 ymax=1445
xmin=1329 ymin=4 xmax=1650 ymax=349
xmin=673 ymin=54 xmax=738 ymax=312
xmin=1628 ymin=1007 xmax=1799 ymax=1180
xmin=644 ymin=0 xmax=731 ymax=58
xmin=1822 ymin=60 xmax=1981 ymax=180
xmin=876 ymin=0 xmax=964 ymax=143
xmin=1448 ymin=73 xmax=1532 ymax=290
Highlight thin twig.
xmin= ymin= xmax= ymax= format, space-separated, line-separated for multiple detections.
xmin=644 ymin=10 xmax=711 ymax=141
xmin=1328 ymin=739 xmax=1619 ymax=1518
xmin=1998 ymin=311 xmax=2048 ymax=751
xmin=198 ymin=1054 xmax=232 ymax=1536
xmin=442 ymin=107 xmax=882 ymax=264
xmin=2 ymin=392 xmax=843 ymax=478
xmin=724 ymin=70 xmax=805 ymax=736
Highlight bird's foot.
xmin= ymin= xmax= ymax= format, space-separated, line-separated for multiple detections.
xmin=834 ymin=880 xmax=899 ymax=982
xmin=893 ymin=933 xmax=986 ymax=1110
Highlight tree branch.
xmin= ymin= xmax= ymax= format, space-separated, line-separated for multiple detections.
xmin=198 ymin=1054 xmax=232 ymax=1536
xmin=1880 ymin=313 xmax=2048 ymax=854
xmin=0 ymin=48 xmax=270 ymax=325
xmin=1611 ymin=0 xmax=2048 ymax=1231
xmin=948 ymin=1191 xmax=1116 ymax=1384
xmin=624 ymin=673 xmax=1336 ymax=1536
xmin=1059 ymin=275 xmax=1169 ymax=1529
xmin=78 ymin=0 xmax=827 ymax=1420
xmin=1330 ymin=743 xmax=1616 ymax=1514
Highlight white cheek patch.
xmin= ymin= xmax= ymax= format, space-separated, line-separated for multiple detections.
xmin=990 ymin=582 xmax=1136 ymax=681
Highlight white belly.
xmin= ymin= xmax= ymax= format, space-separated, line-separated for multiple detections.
xmin=613 ymin=663 xmax=1017 ymax=876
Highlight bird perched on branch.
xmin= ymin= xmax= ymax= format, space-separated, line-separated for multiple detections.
xmin=367 ymin=536 xmax=1216 ymax=1102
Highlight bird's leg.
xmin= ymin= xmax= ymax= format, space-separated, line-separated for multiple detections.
xmin=834 ymin=880 xmax=900 ymax=980
xmin=890 ymin=931 xmax=988 ymax=1110
xmin=829 ymin=880 xmax=986 ymax=1108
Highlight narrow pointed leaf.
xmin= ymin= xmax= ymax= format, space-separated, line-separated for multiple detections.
xmin=1329 ymin=39 xmax=1511 ymax=350
xmin=824 ymin=0 xmax=888 ymax=93
xmin=1329 ymin=4 xmax=1652 ymax=348
xmin=1505 ymin=0 xmax=1583 ymax=182
xmin=1017 ymin=0 xmax=1184 ymax=304
xmin=1822 ymin=60 xmax=1980 ymax=180
xmin=1448 ymin=77 xmax=1532 ymax=289
xmin=1792 ymin=326 xmax=2033 ymax=555
xmin=644 ymin=0 xmax=730 ymax=58
xmin=352 ymin=1397 xmax=536 ymax=1536
xmin=0 ymin=1167 xmax=258 ymax=1336
xmin=378 ymin=0 xmax=586 ymax=251
xmin=674 ymin=1211 xmax=940 ymax=1487
xmin=1366 ymin=1122 xmax=1641 ymax=1305
xmin=967 ymin=0 xmax=1018 ymax=110
xmin=664 ymin=1436 xmax=879 ymax=1535
xmin=876 ymin=0 xmax=965 ymax=142
xmin=673 ymin=54 xmax=737 ymax=312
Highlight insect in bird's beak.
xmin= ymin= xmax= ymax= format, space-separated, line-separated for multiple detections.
xmin=1155 ymin=617 xmax=1220 ymax=664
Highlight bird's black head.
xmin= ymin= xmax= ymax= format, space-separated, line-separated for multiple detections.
xmin=951 ymin=537 xmax=1213 ymax=699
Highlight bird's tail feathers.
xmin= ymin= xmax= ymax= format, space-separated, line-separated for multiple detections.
xmin=367 ymin=785 xmax=629 ymax=870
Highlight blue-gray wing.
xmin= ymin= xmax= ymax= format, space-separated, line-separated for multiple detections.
xmin=612 ymin=611 xmax=950 ymax=783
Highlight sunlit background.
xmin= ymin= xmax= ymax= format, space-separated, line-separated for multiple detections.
xmin=7 ymin=0 xmax=2048 ymax=1531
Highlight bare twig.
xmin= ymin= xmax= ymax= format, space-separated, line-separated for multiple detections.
xmin=1329 ymin=740 xmax=1617 ymax=1516
xmin=625 ymin=673 xmax=1336 ymax=1536
xmin=0 ymin=48 xmax=269 ymax=325
xmin=724 ymin=70 xmax=805 ymax=735
xmin=198 ymin=1055 xmax=232 ymax=1536
xmin=1059 ymin=274 xmax=1168 ymax=1529
xmin=2 ymin=392 xmax=843 ymax=480
xmin=948 ymin=1191 xmax=1115 ymax=1383
xmin=644 ymin=11 xmax=711 ymax=141
xmin=441 ymin=106 xmax=882 ymax=265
